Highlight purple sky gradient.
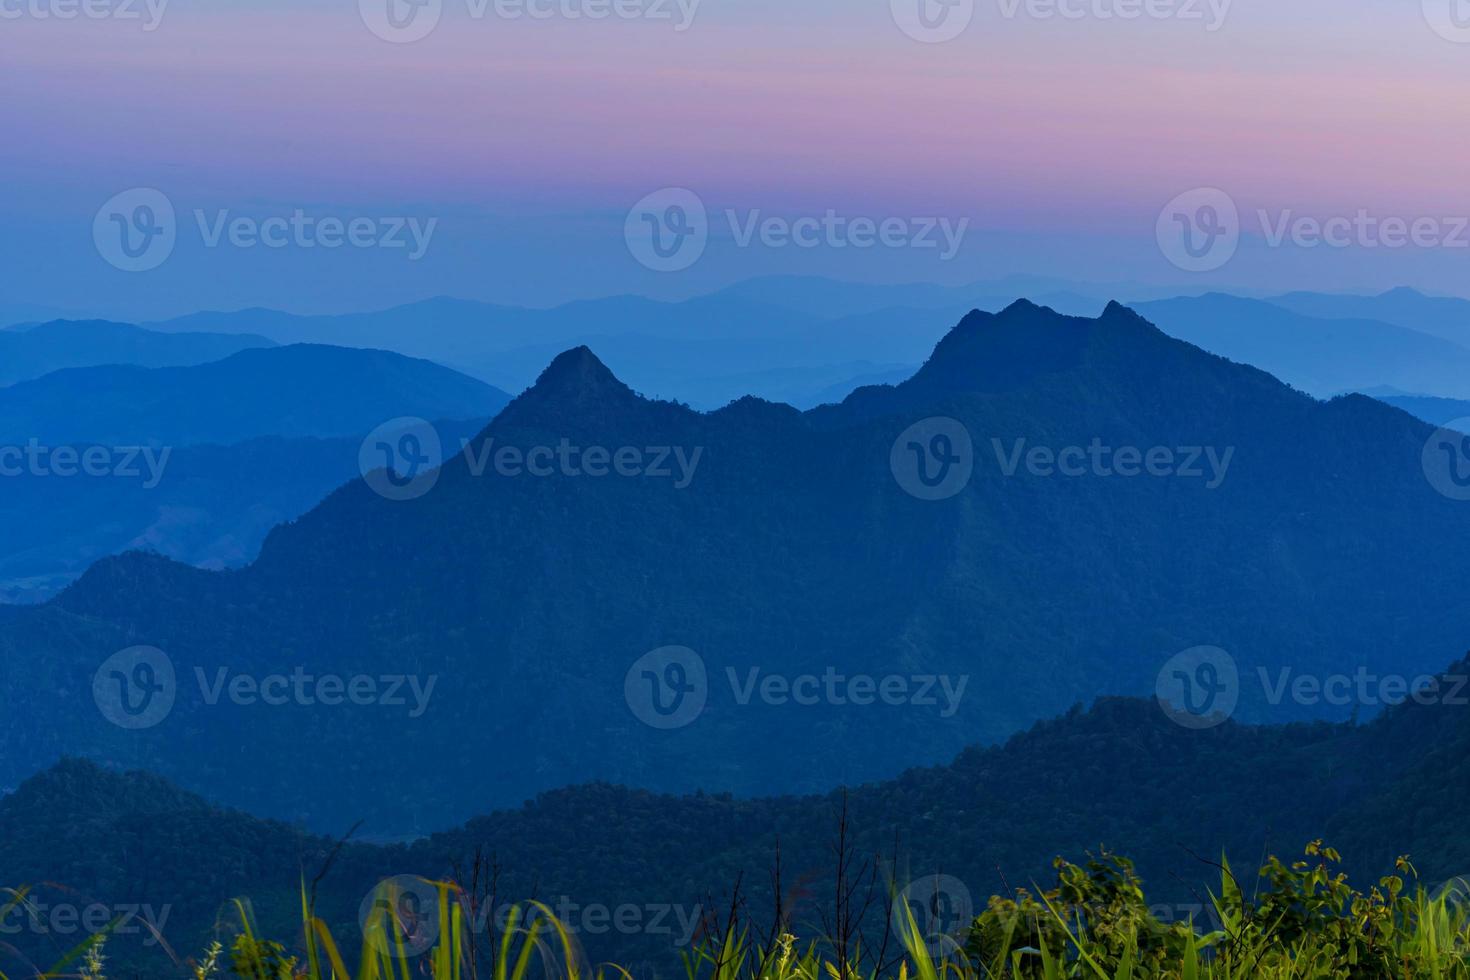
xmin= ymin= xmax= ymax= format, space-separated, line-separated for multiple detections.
xmin=4 ymin=0 xmax=1470 ymax=318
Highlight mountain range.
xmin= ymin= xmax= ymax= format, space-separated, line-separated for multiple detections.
xmin=5 ymin=651 xmax=1468 ymax=977
xmin=0 ymin=344 xmax=509 ymax=447
xmin=1131 ymin=294 xmax=1470 ymax=399
xmin=3 ymin=300 xmax=1468 ymax=835
xmin=0 ymin=320 xmax=274 ymax=388
xmin=0 ymin=346 xmax=508 ymax=601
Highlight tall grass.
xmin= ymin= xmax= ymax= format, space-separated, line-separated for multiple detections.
xmin=17 ymin=843 xmax=1470 ymax=979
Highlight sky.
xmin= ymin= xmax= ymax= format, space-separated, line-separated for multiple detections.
xmin=3 ymin=0 xmax=1470 ymax=319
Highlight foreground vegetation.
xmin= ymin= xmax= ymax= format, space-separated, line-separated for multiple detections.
xmin=11 ymin=842 xmax=1469 ymax=980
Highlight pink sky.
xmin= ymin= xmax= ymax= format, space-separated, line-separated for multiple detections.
xmin=4 ymin=0 xmax=1470 ymax=315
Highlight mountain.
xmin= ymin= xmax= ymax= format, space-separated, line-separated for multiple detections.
xmin=144 ymin=295 xmax=958 ymax=407
xmin=0 ymin=345 xmax=511 ymax=447
xmin=6 ymin=655 xmax=1470 ymax=977
xmin=1270 ymin=287 xmax=1470 ymax=348
xmin=1370 ymin=394 xmax=1470 ymax=428
xmin=0 ymin=420 xmax=491 ymax=605
xmin=4 ymin=301 xmax=1470 ymax=835
xmin=1130 ymin=293 xmax=1470 ymax=398
xmin=0 ymin=320 xmax=275 ymax=387
xmin=132 ymin=281 xmax=1140 ymax=408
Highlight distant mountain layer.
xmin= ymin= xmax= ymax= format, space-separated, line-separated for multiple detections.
xmin=6 ymin=655 xmax=1470 ymax=975
xmin=1375 ymin=394 xmax=1470 ymax=428
xmin=0 ymin=320 xmax=274 ymax=387
xmin=0 ymin=344 xmax=510 ymax=447
xmin=0 ymin=420 xmax=491 ymax=605
xmin=0 ymin=345 xmax=506 ymax=601
xmin=1270 ymin=287 xmax=1470 ymax=349
xmin=1132 ymin=293 xmax=1470 ymax=398
xmin=3 ymin=301 xmax=1468 ymax=836
xmin=121 ymin=280 xmax=1470 ymax=407
xmin=138 ymin=279 xmax=1124 ymax=408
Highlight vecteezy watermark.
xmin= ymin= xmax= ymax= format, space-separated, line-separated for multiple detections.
xmin=1156 ymin=188 xmax=1240 ymax=273
xmin=1432 ymin=875 xmax=1470 ymax=912
xmin=0 ymin=0 xmax=167 ymax=30
xmin=891 ymin=417 xmax=975 ymax=501
xmin=624 ymin=648 xmax=969 ymax=730
xmin=1159 ymin=187 xmax=1470 ymax=273
xmin=992 ymin=438 xmax=1235 ymax=488
xmin=94 ymin=189 xmax=438 ymax=273
xmin=1422 ymin=417 xmax=1470 ymax=502
xmin=891 ymin=876 xmax=974 ymax=957
xmin=360 ymin=876 xmax=443 ymax=957
xmin=0 ymin=899 xmax=172 ymax=947
xmin=624 ymin=646 xmax=708 ymax=730
xmin=892 ymin=420 xmax=1235 ymax=500
xmin=0 ymin=441 xmax=171 ymax=488
xmin=94 ymin=189 xmax=176 ymax=273
xmin=1422 ymin=0 xmax=1470 ymax=43
xmin=890 ymin=0 xmax=1228 ymax=42
xmin=360 ymin=418 xmax=444 ymax=502
xmin=891 ymin=0 xmax=975 ymax=42
xmin=1257 ymin=667 xmax=1469 ymax=710
xmin=359 ymin=877 xmax=703 ymax=959
xmin=625 ymin=188 xmax=970 ymax=273
xmin=94 ymin=646 xmax=177 ymax=731
xmin=360 ymin=418 xmax=705 ymax=502
xmin=1155 ymin=646 xmax=1239 ymax=730
xmin=358 ymin=0 xmax=700 ymax=43
xmin=93 ymin=647 xmax=439 ymax=730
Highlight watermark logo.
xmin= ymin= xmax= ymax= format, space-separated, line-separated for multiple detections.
xmin=95 ymin=648 xmax=438 ymax=727
xmin=0 ymin=0 xmax=168 ymax=30
xmin=94 ymin=188 xmax=176 ymax=273
xmin=360 ymin=417 xmax=444 ymax=501
xmin=1422 ymin=418 xmax=1470 ymax=502
xmin=1156 ymin=646 xmax=1238 ymax=729
xmin=360 ymin=0 xmax=699 ymax=41
xmin=625 ymin=650 xmax=969 ymax=730
xmin=1157 ymin=188 xmax=1239 ymax=273
xmin=93 ymin=646 xmax=176 ymax=730
xmin=461 ymin=438 xmax=702 ymax=488
xmin=359 ymin=0 xmax=442 ymax=42
xmin=891 ymin=0 xmax=974 ymax=43
xmin=891 ymin=417 xmax=975 ymax=501
xmin=0 ymin=442 xmax=171 ymax=487
xmin=1257 ymin=667 xmax=1467 ymax=709
xmin=1423 ymin=0 xmax=1470 ymax=43
xmin=1160 ymin=188 xmax=1470 ymax=271
xmin=996 ymin=0 xmax=1229 ymax=29
xmin=360 ymin=876 xmax=442 ymax=957
xmin=626 ymin=189 xmax=970 ymax=272
xmin=626 ymin=188 xmax=708 ymax=273
xmin=1432 ymin=875 xmax=1470 ymax=913
xmin=892 ymin=875 xmax=973 ymax=957
xmin=95 ymin=190 xmax=438 ymax=272
xmin=625 ymin=646 xmax=708 ymax=730
xmin=0 ymin=899 xmax=171 ymax=947
xmin=992 ymin=438 xmax=1234 ymax=488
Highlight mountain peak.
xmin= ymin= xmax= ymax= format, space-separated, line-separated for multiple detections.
xmin=509 ymin=346 xmax=639 ymax=417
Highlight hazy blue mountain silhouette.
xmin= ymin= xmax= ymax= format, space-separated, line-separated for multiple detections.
xmin=1374 ymin=394 xmax=1470 ymax=427
xmin=0 ymin=344 xmax=510 ymax=447
xmin=4 ymin=301 xmax=1469 ymax=833
xmin=1131 ymin=293 xmax=1470 ymax=398
xmin=133 ymin=279 xmax=1150 ymax=407
xmin=0 ymin=420 xmax=491 ymax=605
xmin=0 ymin=320 xmax=274 ymax=387
xmin=7 ymin=655 xmax=1470 ymax=975
xmin=1271 ymin=287 xmax=1470 ymax=348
